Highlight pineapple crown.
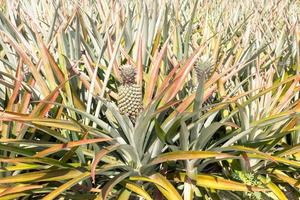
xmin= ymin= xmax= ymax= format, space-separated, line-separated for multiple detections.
xmin=195 ymin=60 xmax=213 ymax=80
xmin=119 ymin=64 xmax=136 ymax=84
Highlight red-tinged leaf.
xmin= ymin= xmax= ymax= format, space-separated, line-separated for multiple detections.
xmin=150 ymin=151 xmax=234 ymax=165
xmin=162 ymin=94 xmax=195 ymax=126
xmin=163 ymin=83 xmax=218 ymax=126
xmin=153 ymin=100 xmax=181 ymax=116
xmin=272 ymin=80 xmax=297 ymax=115
xmin=34 ymin=138 xmax=111 ymax=157
xmin=19 ymin=77 xmax=35 ymax=113
xmin=38 ymin=33 xmax=65 ymax=85
xmin=6 ymin=59 xmax=23 ymax=110
xmin=30 ymin=76 xmax=76 ymax=117
xmin=0 ymin=31 xmax=50 ymax=97
xmin=0 ymin=112 xmax=83 ymax=132
xmin=161 ymin=97 xmax=193 ymax=128
xmin=29 ymin=86 xmax=59 ymax=117
xmin=241 ymin=152 xmax=251 ymax=171
xmin=38 ymin=90 xmax=60 ymax=117
xmin=144 ymin=37 xmax=170 ymax=105
xmin=42 ymin=164 xmax=120 ymax=200
xmin=0 ymin=185 xmax=43 ymax=197
xmin=0 ymin=169 xmax=82 ymax=184
xmin=91 ymin=144 xmax=120 ymax=183
xmin=108 ymin=36 xmax=121 ymax=81
xmin=69 ymin=63 xmax=118 ymax=100
xmin=162 ymin=45 xmax=206 ymax=103
xmin=2 ymin=60 xmax=23 ymax=137
xmin=136 ymin=36 xmax=143 ymax=86
xmin=155 ymin=63 xmax=180 ymax=100
xmin=119 ymin=46 xmax=135 ymax=66
xmin=16 ymin=77 xmax=36 ymax=134
xmin=176 ymin=94 xmax=195 ymax=113
xmin=0 ymin=111 xmax=29 ymax=120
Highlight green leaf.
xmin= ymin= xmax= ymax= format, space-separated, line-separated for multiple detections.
xmin=102 ymin=171 xmax=133 ymax=200
xmin=130 ymin=174 xmax=182 ymax=200
xmin=150 ymin=151 xmax=234 ymax=165
xmin=123 ymin=181 xmax=153 ymax=200
xmin=41 ymin=164 xmax=122 ymax=200
xmin=155 ymin=119 xmax=166 ymax=143
xmin=175 ymin=173 xmax=267 ymax=192
xmin=0 ymin=169 xmax=82 ymax=184
xmin=193 ymin=122 xmax=224 ymax=150
xmin=258 ymin=176 xmax=288 ymax=200
xmin=0 ymin=184 xmax=43 ymax=197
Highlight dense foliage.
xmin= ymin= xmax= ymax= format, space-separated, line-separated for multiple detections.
xmin=0 ymin=0 xmax=299 ymax=199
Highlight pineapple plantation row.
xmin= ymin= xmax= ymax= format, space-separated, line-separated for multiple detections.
xmin=0 ymin=0 xmax=299 ymax=199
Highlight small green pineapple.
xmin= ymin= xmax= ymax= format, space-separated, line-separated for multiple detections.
xmin=233 ymin=171 xmax=263 ymax=200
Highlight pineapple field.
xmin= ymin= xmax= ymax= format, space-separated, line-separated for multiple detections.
xmin=0 ymin=0 xmax=300 ymax=199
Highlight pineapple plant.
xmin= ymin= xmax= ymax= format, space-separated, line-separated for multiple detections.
xmin=193 ymin=60 xmax=214 ymax=83
xmin=193 ymin=60 xmax=219 ymax=108
xmin=0 ymin=0 xmax=299 ymax=200
xmin=117 ymin=64 xmax=143 ymax=122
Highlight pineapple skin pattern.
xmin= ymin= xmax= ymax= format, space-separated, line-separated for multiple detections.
xmin=117 ymin=65 xmax=143 ymax=122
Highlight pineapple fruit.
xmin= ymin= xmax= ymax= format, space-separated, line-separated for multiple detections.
xmin=192 ymin=61 xmax=213 ymax=92
xmin=193 ymin=61 xmax=217 ymax=108
xmin=117 ymin=64 xmax=143 ymax=122
xmin=193 ymin=61 xmax=214 ymax=84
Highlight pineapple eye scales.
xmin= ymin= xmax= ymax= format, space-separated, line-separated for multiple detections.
xmin=117 ymin=65 xmax=143 ymax=123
